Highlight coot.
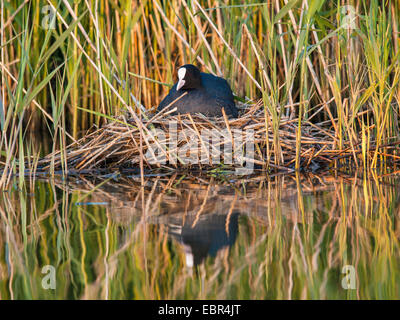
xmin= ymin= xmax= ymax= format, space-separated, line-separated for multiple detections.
xmin=157 ymin=64 xmax=238 ymax=118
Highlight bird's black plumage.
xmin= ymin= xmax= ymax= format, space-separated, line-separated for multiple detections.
xmin=157 ymin=64 xmax=238 ymax=118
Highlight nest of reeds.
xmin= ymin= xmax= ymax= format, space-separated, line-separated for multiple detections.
xmin=37 ymin=100 xmax=400 ymax=174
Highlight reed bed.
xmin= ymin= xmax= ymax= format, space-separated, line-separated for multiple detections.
xmin=1 ymin=0 xmax=400 ymax=183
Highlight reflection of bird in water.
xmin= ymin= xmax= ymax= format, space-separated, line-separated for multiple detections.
xmin=168 ymin=212 xmax=240 ymax=267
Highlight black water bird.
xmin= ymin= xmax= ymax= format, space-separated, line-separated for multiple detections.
xmin=157 ymin=64 xmax=238 ymax=118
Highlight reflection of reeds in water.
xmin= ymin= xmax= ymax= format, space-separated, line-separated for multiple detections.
xmin=0 ymin=172 xmax=399 ymax=299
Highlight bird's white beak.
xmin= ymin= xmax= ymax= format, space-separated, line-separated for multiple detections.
xmin=176 ymin=67 xmax=187 ymax=91
xmin=176 ymin=79 xmax=185 ymax=91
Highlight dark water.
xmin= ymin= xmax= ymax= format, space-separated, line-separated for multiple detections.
xmin=0 ymin=171 xmax=399 ymax=299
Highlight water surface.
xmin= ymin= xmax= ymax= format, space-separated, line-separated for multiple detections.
xmin=0 ymin=171 xmax=399 ymax=299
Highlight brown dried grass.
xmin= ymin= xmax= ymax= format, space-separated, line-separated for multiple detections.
xmin=37 ymin=101 xmax=400 ymax=173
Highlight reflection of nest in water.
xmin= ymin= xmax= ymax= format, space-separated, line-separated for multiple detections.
xmin=43 ymin=170 xmax=400 ymax=269
xmin=35 ymin=100 xmax=376 ymax=173
xmin=49 ymin=172 xmax=359 ymax=227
